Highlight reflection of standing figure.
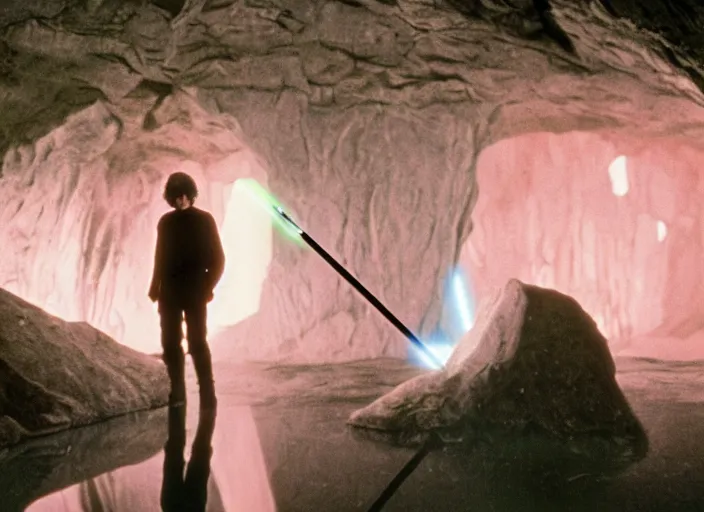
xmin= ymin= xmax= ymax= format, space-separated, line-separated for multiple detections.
xmin=161 ymin=406 xmax=217 ymax=512
xmin=149 ymin=172 xmax=225 ymax=409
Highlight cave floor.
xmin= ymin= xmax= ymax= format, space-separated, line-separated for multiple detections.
xmin=5 ymin=357 xmax=704 ymax=512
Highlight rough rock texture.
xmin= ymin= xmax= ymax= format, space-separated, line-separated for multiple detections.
xmin=602 ymin=0 xmax=704 ymax=91
xmin=463 ymin=131 xmax=704 ymax=359
xmin=0 ymin=287 xmax=169 ymax=448
xmin=349 ymin=279 xmax=648 ymax=456
xmin=0 ymin=92 xmax=252 ymax=354
xmin=2 ymin=1 xmax=704 ymax=361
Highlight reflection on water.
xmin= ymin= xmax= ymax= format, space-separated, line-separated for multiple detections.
xmin=23 ymin=404 xmax=276 ymax=512
xmin=0 ymin=408 xmax=167 ymax=511
xmin=5 ymin=359 xmax=704 ymax=512
xmin=208 ymin=406 xmax=276 ymax=512
xmin=161 ymin=407 xmax=218 ymax=511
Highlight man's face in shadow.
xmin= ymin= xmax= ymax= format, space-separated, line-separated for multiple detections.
xmin=175 ymin=194 xmax=192 ymax=210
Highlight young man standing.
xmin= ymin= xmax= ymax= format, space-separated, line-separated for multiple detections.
xmin=149 ymin=172 xmax=225 ymax=410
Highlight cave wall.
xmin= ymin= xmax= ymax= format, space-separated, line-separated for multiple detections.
xmin=205 ymin=92 xmax=479 ymax=362
xmin=0 ymin=91 xmax=252 ymax=353
xmin=2 ymin=1 xmax=704 ymax=361
xmin=463 ymin=131 xmax=704 ymax=358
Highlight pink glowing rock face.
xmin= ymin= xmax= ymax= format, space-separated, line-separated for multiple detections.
xmin=0 ymin=95 xmax=270 ymax=355
xmin=462 ymin=132 xmax=704 ymax=360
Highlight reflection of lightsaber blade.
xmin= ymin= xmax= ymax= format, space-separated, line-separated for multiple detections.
xmin=273 ymin=205 xmax=445 ymax=369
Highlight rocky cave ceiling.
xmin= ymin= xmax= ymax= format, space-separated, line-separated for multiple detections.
xmin=1 ymin=0 xmax=704 ymax=362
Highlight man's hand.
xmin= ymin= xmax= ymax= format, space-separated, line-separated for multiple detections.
xmin=148 ymin=287 xmax=159 ymax=303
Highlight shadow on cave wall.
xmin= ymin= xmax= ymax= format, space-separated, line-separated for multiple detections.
xmin=0 ymin=0 xmax=174 ymax=160
xmin=603 ymin=0 xmax=704 ymax=91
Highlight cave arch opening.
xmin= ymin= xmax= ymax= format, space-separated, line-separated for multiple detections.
xmin=208 ymin=175 xmax=273 ymax=338
xmin=142 ymin=152 xmax=275 ymax=354
xmin=459 ymin=130 xmax=704 ymax=361
xmin=0 ymin=103 xmax=274 ymax=357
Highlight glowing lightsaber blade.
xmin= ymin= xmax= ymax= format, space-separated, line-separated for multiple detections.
xmin=235 ymin=180 xmax=445 ymax=509
xmin=273 ymin=205 xmax=445 ymax=370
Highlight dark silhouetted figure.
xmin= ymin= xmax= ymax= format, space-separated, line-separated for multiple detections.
xmin=161 ymin=405 xmax=217 ymax=512
xmin=149 ymin=172 xmax=225 ymax=409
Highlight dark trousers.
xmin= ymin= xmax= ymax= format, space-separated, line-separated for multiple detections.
xmin=159 ymin=300 xmax=216 ymax=407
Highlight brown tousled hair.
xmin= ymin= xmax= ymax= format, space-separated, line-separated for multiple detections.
xmin=163 ymin=172 xmax=198 ymax=207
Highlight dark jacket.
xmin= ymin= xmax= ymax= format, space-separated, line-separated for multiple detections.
xmin=149 ymin=207 xmax=225 ymax=307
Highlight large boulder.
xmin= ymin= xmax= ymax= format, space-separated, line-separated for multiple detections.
xmin=0 ymin=287 xmax=169 ymax=448
xmin=349 ymin=279 xmax=648 ymax=457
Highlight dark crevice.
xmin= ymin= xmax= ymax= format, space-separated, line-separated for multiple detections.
xmin=605 ymin=0 xmax=704 ymax=64
xmin=202 ymin=0 xmax=236 ymax=14
xmin=661 ymin=46 xmax=704 ymax=98
xmin=601 ymin=0 xmax=704 ymax=94
xmin=275 ymin=10 xmax=306 ymax=33
xmin=149 ymin=0 xmax=187 ymax=18
xmin=338 ymin=0 xmax=365 ymax=8
xmin=535 ymin=5 xmax=575 ymax=54
xmin=139 ymin=78 xmax=174 ymax=97
xmin=596 ymin=0 xmax=619 ymax=18
xmin=444 ymin=0 xmax=576 ymax=54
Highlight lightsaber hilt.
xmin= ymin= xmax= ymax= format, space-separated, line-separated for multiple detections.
xmin=275 ymin=206 xmax=445 ymax=369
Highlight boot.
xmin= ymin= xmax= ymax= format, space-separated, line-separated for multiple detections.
xmin=165 ymin=349 xmax=187 ymax=407
xmin=170 ymin=380 xmax=187 ymax=408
